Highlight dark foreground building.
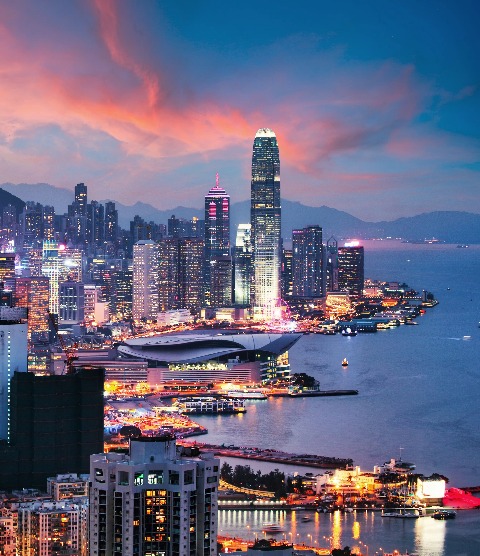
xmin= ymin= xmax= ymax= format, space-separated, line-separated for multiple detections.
xmin=0 ymin=367 xmax=104 ymax=491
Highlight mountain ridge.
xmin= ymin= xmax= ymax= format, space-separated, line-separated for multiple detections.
xmin=1 ymin=182 xmax=479 ymax=243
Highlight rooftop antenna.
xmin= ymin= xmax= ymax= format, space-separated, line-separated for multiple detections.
xmin=216 ymin=172 xmax=219 ymax=188
xmin=399 ymin=446 xmax=404 ymax=461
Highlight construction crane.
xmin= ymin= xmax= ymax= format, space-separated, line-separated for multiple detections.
xmin=48 ymin=312 xmax=78 ymax=375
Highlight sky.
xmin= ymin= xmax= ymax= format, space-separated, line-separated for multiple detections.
xmin=0 ymin=0 xmax=479 ymax=221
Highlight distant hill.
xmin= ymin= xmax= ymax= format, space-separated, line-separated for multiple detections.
xmin=2 ymin=182 xmax=479 ymax=244
xmin=0 ymin=187 xmax=26 ymax=216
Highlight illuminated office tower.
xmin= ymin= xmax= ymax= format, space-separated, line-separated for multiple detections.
xmin=0 ymin=321 xmax=27 ymax=441
xmin=0 ymin=252 xmax=16 ymax=293
xmin=89 ymin=436 xmax=219 ymax=556
xmin=15 ymin=276 xmax=50 ymax=343
xmin=292 ymin=225 xmax=324 ymax=298
xmin=250 ymin=128 xmax=281 ymax=316
xmin=204 ymin=174 xmax=231 ymax=307
xmin=0 ymin=511 xmax=15 ymax=555
xmin=325 ymin=236 xmax=339 ymax=292
xmin=233 ymin=224 xmax=252 ymax=306
xmin=179 ymin=237 xmax=204 ymax=310
xmin=133 ymin=240 xmax=159 ymax=321
xmin=159 ymin=238 xmax=204 ymax=311
xmin=338 ymin=243 xmax=365 ymax=297
xmin=17 ymin=500 xmax=88 ymax=556
xmin=41 ymin=242 xmax=83 ymax=314
xmin=59 ymin=280 xmax=85 ymax=324
xmin=281 ymin=248 xmax=293 ymax=300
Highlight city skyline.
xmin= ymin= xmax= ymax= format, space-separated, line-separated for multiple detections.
xmin=0 ymin=1 xmax=479 ymax=221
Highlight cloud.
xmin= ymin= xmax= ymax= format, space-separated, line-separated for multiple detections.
xmin=0 ymin=1 xmax=477 ymax=218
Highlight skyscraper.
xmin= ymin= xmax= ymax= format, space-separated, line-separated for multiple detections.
xmin=233 ymin=224 xmax=252 ymax=306
xmin=250 ymin=128 xmax=281 ymax=317
xmin=89 ymin=436 xmax=219 ymax=556
xmin=338 ymin=243 xmax=365 ymax=297
xmin=0 ymin=322 xmax=27 ymax=442
xmin=292 ymin=225 xmax=324 ymax=298
xmin=0 ymin=367 xmax=104 ymax=490
xmin=132 ymin=240 xmax=159 ymax=321
xmin=204 ymin=174 xmax=231 ymax=307
xmin=15 ymin=276 xmax=50 ymax=344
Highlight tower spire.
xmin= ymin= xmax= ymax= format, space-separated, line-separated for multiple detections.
xmin=216 ymin=172 xmax=219 ymax=188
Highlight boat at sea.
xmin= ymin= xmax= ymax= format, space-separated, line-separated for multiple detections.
xmin=301 ymin=515 xmax=312 ymax=522
xmin=173 ymin=397 xmax=246 ymax=414
xmin=262 ymin=523 xmax=285 ymax=533
xmin=382 ymin=511 xmax=419 ymax=519
xmin=288 ymin=389 xmax=358 ymax=397
xmin=226 ymin=390 xmax=267 ymax=399
xmin=432 ymin=510 xmax=456 ymax=520
xmin=342 ymin=358 xmax=349 ymax=366
xmin=341 ymin=327 xmax=357 ymax=336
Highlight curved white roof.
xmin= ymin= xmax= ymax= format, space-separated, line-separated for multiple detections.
xmin=118 ymin=332 xmax=301 ymax=364
xmin=255 ymin=128 xmax=276 ymax=138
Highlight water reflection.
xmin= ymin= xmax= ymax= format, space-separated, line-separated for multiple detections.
xmin=414 ymin=517 xmax=446 ymax=556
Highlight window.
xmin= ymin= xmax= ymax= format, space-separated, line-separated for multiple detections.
xmin=184 ymin=470 xmax=194 ymax=485
xmin=134 ymin=473 xmax=144 ymax=486
xmin=118 ymin=471 xmax=129 ymax=486
xmin=148 ymin=471 xmax=163 ymax=485
xmin=169 ymin=471 xmax=180 ymax=485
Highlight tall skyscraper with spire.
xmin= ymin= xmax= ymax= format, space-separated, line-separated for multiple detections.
xmin=250 ymin=128 xmax=281 ymax=317
xmin=204 ymin=173 xmax=231 ymax=307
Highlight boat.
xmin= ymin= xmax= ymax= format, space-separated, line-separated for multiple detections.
xmin=226 ymin=390 xmax=267 ymax=399
xmin=341 ymin=327 xmax=357 ymax=336
xmin=173 ymin=396 xmax=246 ymax=414
xmin=404 ymin=320 xmax=419 ymax=325
xmin=382 ymin=511 xmax=419 ymax=519
xmin=432 ymin=510 xmax=456 ymax=520
xmin=301 ymin=515 xmax=312 ymax=522
xmin=262 ymin=523 xmax=285 ymax=533
xmin=341 ymin=358 xmax=349 ymax=366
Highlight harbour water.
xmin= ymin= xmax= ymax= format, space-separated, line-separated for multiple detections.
xmin=194 ymin=241 xmax=480 ymax=555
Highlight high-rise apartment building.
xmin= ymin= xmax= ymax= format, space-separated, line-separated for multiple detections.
xmin=17 ymin=500 xmax=89 ymax=556
xmin=250 ymin=129 xmax=281 ymax=316
xmin=292 ymin=225 xmax=324 ymax=298
xmin=204 ymin=174 xmax=231 ymax=307
xmin=338 ymin=244 xmax=365 ymax=297
xmin=105 ymin=201 xmax=119 ymax=244
xmin=233 ymin=224 xmax=252 ymax=306
xmin=133 ymin=240 xmax=159 ymax=321
xmin=158 ymin=238 xmax=204 ymax=311
xmin=15 ymin=276 xmax=50 ymax=344
xmin=0 ymin=252 xmax=16 ymax=293
xmin=178 ymin=237 xmax=204 ymax=310
xmin=89 ymin=436 xmax=219 ymax=556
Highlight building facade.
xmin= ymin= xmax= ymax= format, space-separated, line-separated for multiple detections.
xmin=292 ymin=225 xmax=324 ymax=298
xmin=338 ymin=244 xmax=365 ymax=297
xmin=89 ymin=437 xmax=219 ymax=556
xmin=204 ymin=174 xmax=231 ymax=307
xmin=0 ymin=322 xmax=28 ymax=442
xmin=250 ymin=129 xmax=281 ymax=317
xmin=132 ymin=240 xmax=159 ymax=322
xmin=233 ymin=224 xmax=252 ymax=306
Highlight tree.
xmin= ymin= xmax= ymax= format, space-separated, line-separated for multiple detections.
xmin=119 ymin=425 xmax=141 ymax=438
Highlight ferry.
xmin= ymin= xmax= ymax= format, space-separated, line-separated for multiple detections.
xmin=432 ymin=510 xmax=456 ymax=520
xmin=262 ymin=523 xmax=285 ymax=533
xmin=341 ymin=327 xmax=357 ymax=336
xmin=342 ymin=358 xmax=349 ymax=367
xmin=226 ymin=390 xmax=267 ymax=400
xmin=174 ymin=397 xmax=246 ymax=414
